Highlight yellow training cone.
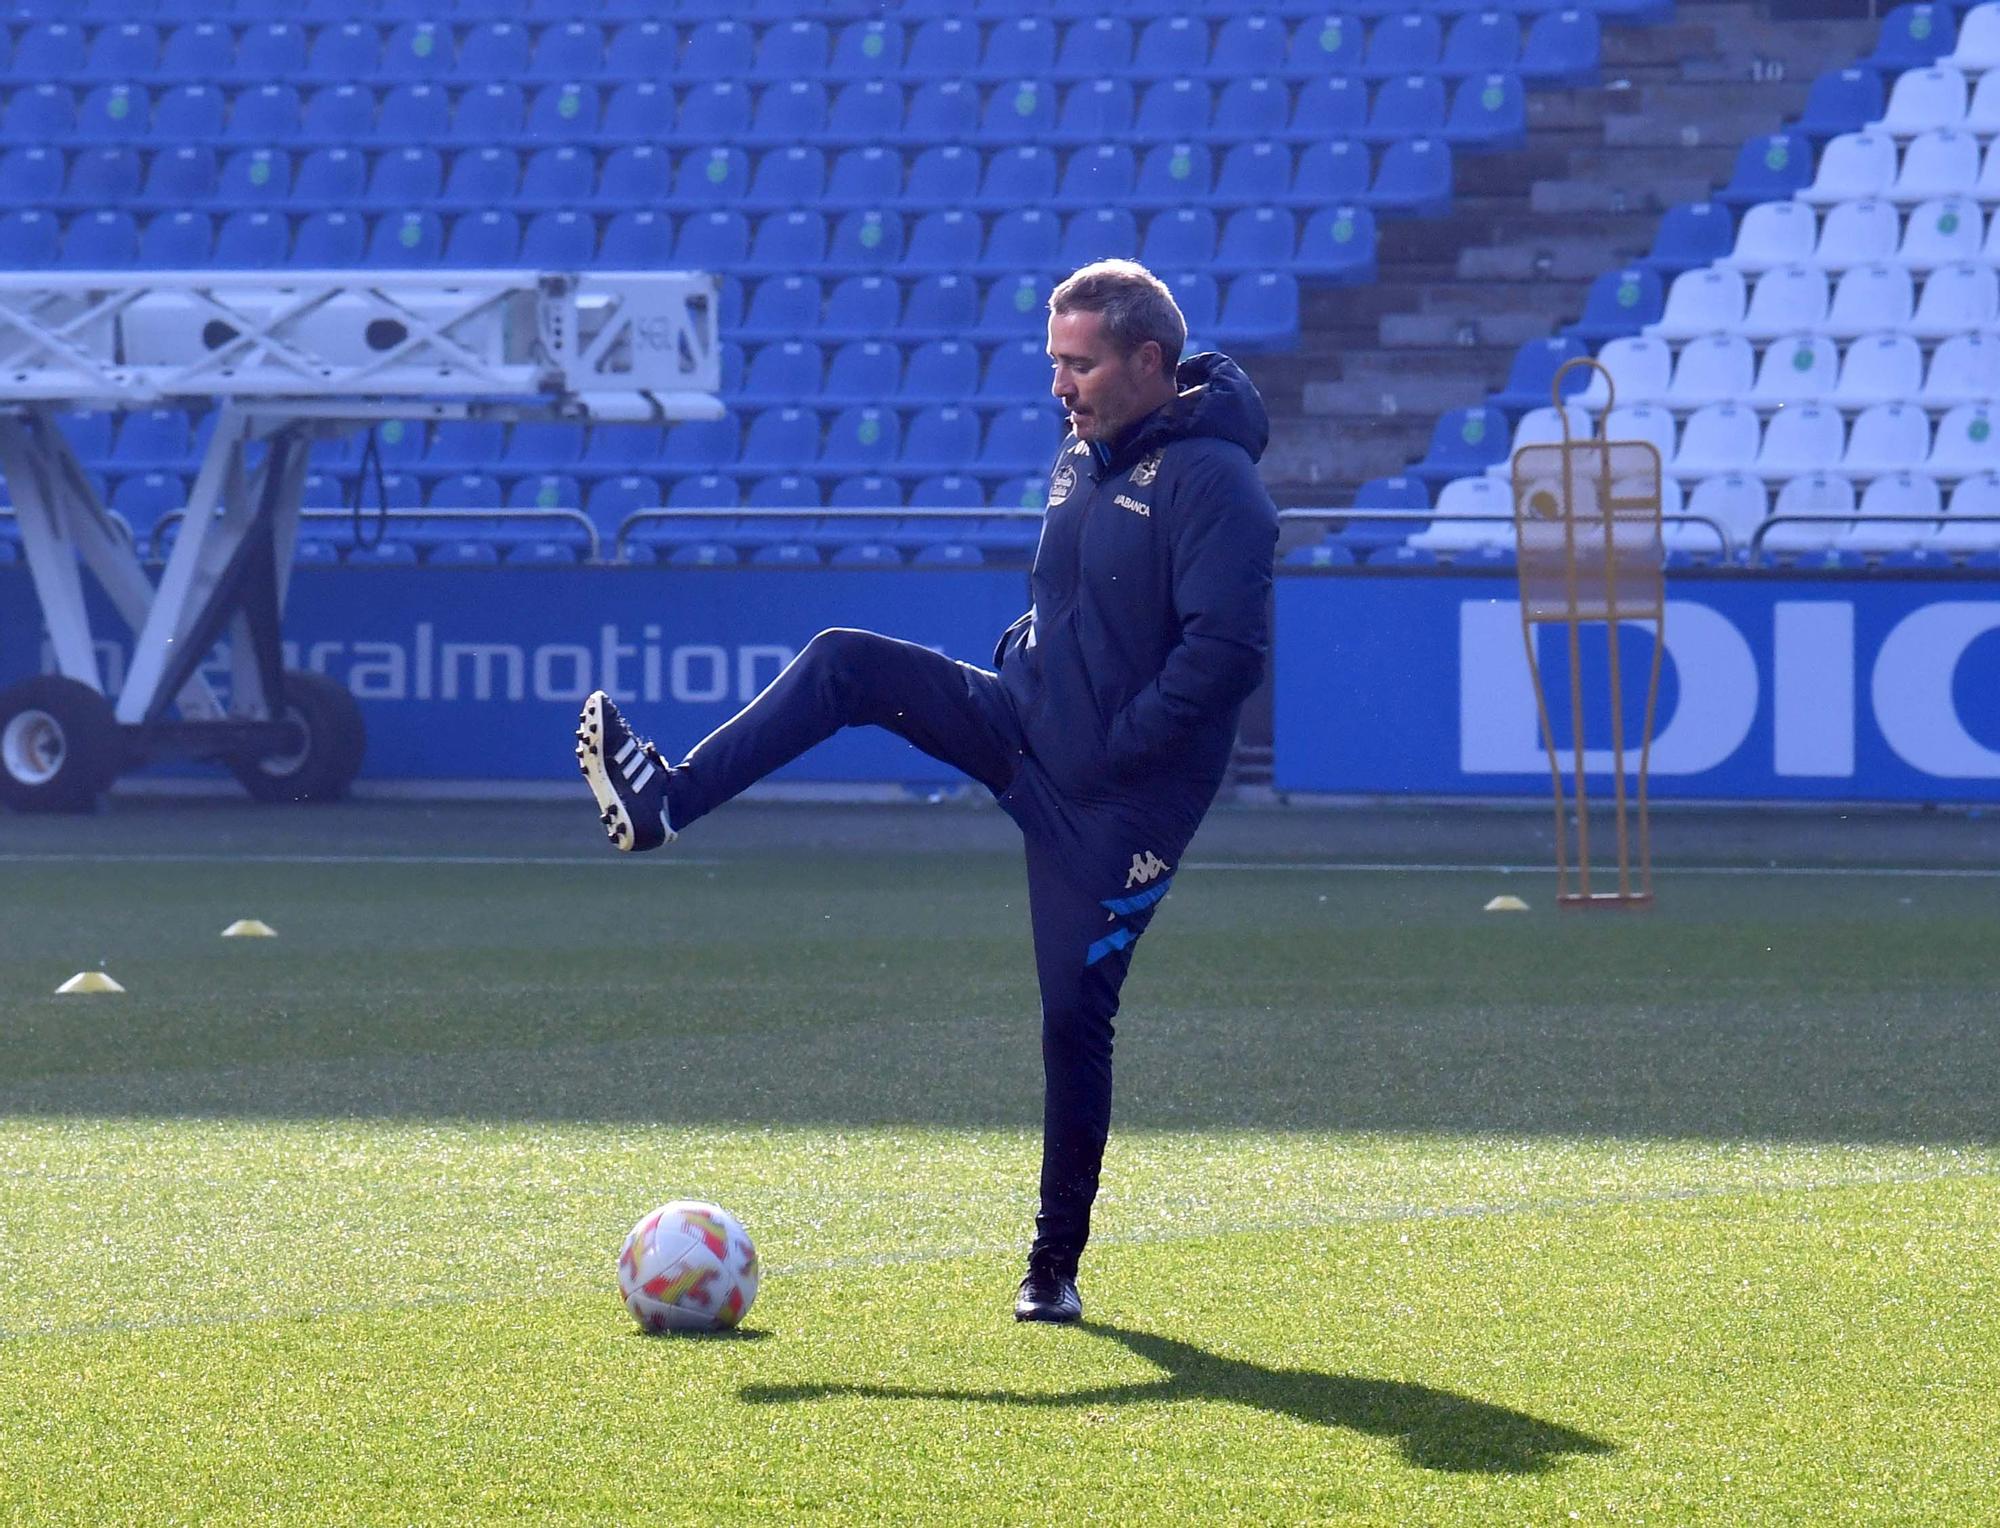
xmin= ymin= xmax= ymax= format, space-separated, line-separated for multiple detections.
xmin=1484 ymin=895 xmax=1530 ymax=913
xmin=221 ymin=919 xmax=278 ymax=938
xmin=56 ymin=971 xmax=125 ymax=994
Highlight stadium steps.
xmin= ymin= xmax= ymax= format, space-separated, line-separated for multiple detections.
xmin=1261 ymin=0 xmax=1884 ymax=504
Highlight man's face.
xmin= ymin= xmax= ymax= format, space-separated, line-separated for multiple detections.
xmin=1048 ymin=309 xmax=1163 ymax=444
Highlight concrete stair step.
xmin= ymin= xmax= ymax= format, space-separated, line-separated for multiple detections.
xmin=1380 ymin=311 xmax=1566 ymax=348
xmin=1529 ymin=176 xmax=1714 ymax=215
xmin=1457 ymin=240 xmax=1648 ymax=280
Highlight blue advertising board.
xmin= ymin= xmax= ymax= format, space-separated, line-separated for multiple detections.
xmin=1275 ymin=572 xmax=2000 ymax=803
xmin=0 ymin=566 xmax=1029 ymax=785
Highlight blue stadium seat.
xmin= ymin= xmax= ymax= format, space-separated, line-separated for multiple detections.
xmin=905 ymin=80 xmax=980 ymax=144
xmin=823 ymin=145 xmax=901 ymax=209
xmin=975 ymin=144 xmax=1060 ymax=211
xmin=978 ymin=340 xmax=1049 ymax=405
xmin=367 ymin=210 xmax=443 ymax=265
xmin=906 ymin=19 xmax=978 ymax=79
xmin=902 ymin=273 xmax=979 ymax=340
xmin=606 ymin=22 xmax=679 ymax=82
xmin=665 ymin=543 xmax=741 ymax=569
xmin=980 ymin=207 xmax=1060 ymax=274
xmin=901 ymin=340 xmax=980 ymax=405
xmin=738 ymin=407 xmax=822 ymax=477
xmin=743 ymin=146 xmax=825 ymax=212
xmin=1053 ymin=79 xmax=1137 ymax=148
xmin=663 ymin=476 xmax=740 ymax=510
xmin=2 ymin=85 xmax=76 ymax=143
xmin=1132 ymin=15 xmax=1209 ymax=76
xmin=63 ymin=209 xmax=139 ymax=268
xmin=745 ymin=81 xmax=828 ymax=148
xmin=672 ymin=145 xmax=750 ymax=208
xmin=675 ymin=209 xmax=751 ymax=270
xmin=1641 ymin=200 xmax=1734 ymax=275
xmin=308 ymin=23 xmax=381 ymax=81
xmin=600 ymin=210 xmax=675 ymax=267
xmin=381 ymin=21 xmax=454 ymax=80
xmin=1287 ymin=13 xmax=1364 ymax=76
xmin=592 ymin=145 xmax=667 ymax=209
xmin=1054 ymin=143 xmax=1138 ymax=209
xmin=507 ymin=541 xmax=581 ymax=568
xmin=1061 ymin=207 xmax=1140 ymax=268
xmin=442 ymin=209 xmax=520 ymax=266
xmin=1293 ymin=204 xmax=1376 ymax=281
xmin=912 ymin=542 xmax=983 ymax=569
xmin=214 ymin=146 xmax=287 ymax=207
xmin=441 ymin=146 xmax=519 ymax=209
xmin=420 ymin=423 xmax=504 ymax=477
xmin=55 ymin=411 xmax=114 ymax=464
xmin=977 ymin=80 xmax=1057 ymax=145
xmin=822 ymin=340 xmax=901 ymax=404
xmin=1283 ymin=138 xmax=1368 ymax=209
xmin=741 ymin=274 xmax=825 ymax=343
xmin=1293 ymin=75 xmax=1369 ymax=141
xmin=1566 ymin=266 xmax=1665 ymax=344
xmin=526 ymin=83 xmax=599 ymax=142
xmin=367 ymin=146 xmax=443 ymax=207
xmin=820 ymin=405 xmax=899 ymax=474
xmin=675 ymin=82 xmax=754 ymax=147
xmin=1213 ymin=141 xmax=1291 ymax=208
xmin=829 ymin=541 xmax=904 ymax=568
xmin=740 ymin=342 xmax=824 ymax=407
xmin=910 ymin=475 xmax=987 ymax=509
xmin=507 ymin=472 xmax=584 ymax=512
xmin=1413 ymin=405 xmax=1510 ymax=487
xmin=522 ymin=209 xmax=596 ymax=266
xmin=428 ymin=541 xmax=503 ymax=568
xmin=1868 ymin=3 xmax=1955 ymax=73
xmin=301 ymin=85 xmax=372 ymax=144
xmin=1365 ymin=137 xmax=1451 ymax=217
xmin=821 ymin=81 xmax=903 ymax=148
xmin=1791 ymin=66 xmax=1884 ymax=142
xmin=1215 ymin=206 xmax=1294 ymax=271
xmin=520 ymin=145 xmax=593 ymax=208
xmin=748 ymin=543 xmax=822 ymax=568
xmin=1365 ymin=74 xmax=1446 ymax=143
xmin=1134 ymin=142 xmax=1213 ymax=207
xmin=683 ymin=19 xmax=755 ymax=79
xmin=114 ymin=410 xmax=193 ymax=473
xmin=1217 ymin=272 xmax=1300 ymax=351
xmin=1444 ymin=72 xmax=1526 ymax=151
xmin=1134 ymin=78 xmax=1211 ymax=141
xmin=1490 ymin=335 xmax=1591 ymax=412
xmin=18 ymin=21 xmax=89 ymax=78
xmin=237 ymin=22 xmax=307 ymax=80
xmin=292 ymin=210 xmax=364 ymax=264
xmin=971 ymin=274 xmax=1052 ymax=343
xmin=978 ymin=407 xmax=1060 ymax=477
xmin=159 ymin=22 xmax=232 ymax=83
xmin=899 ymin=405 xmax=982 ymax=476
xmin=0 ymin=148 xmax=61 ymax=205
xmin=981 ymin=16 xmax=1058 ymax=79
xmin=1054 ymin=17 xmax=1133 ymax=78
xmin=456 ymin=21 xmax=532 ymax=79
xmin=1718 ymin=133 xmax=1813 ymax=206
xmin=77 ymin=85 xmax=147 ymax=143
xmin=1365 ymin=13 xmax=1443 ymax=78
xmin=214 ymin=208 xmax=290 ymax=266
xmin=293 ymin=147 xmax=364 ymax=208
xmin=1443 ymin=12 xmax=1521 ymax=76
xmin=827 ymin=209 xmax=902 ymax=271
xmin=903 ymin=144 xmax=979 ymax=211
xmin=139 ymin=210 xmax=212 ymax=266
xmin=829 ymin=19 xmax=904 ymax=78
xmin=69 ymin=148 xmax=142 ymax=206
xmin=744 ymin=474 xmax=822 ymax=511
xmin=427 ymin=474 xmax=505 ymax=512
xmin=1519 ymin=9 xmax=1601 ymax=89
xmin=529 ymin=21 xmax=605 ymax=80
xmin=230 ymin=84 xmax=303 ymax=144
xmin=903 ymin=209 xmax=977 ymax=273
xmin=585 ymin=425 xmax=666 ymax=475
xmin=506 ymin=421 xmax=589 ymax=474
xmin=377 ymin=83 xmax=451 ymax=144
xmin=753 ymin=18 xmax=829 ymax=80
xmin=1211 ymin=15 xmax=1287 ymax=79
xmin=111 ymin=473 xmax=186 ymax=539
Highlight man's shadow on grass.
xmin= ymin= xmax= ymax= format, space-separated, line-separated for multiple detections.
xmin=740 ymin=1321 xmax=1615 ymax=1475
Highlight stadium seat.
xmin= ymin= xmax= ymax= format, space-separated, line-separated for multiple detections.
xmin=63 ymin=209 xmax=138 ymax=268
xmin=599 ymin=146 xmax=671 ymax=209
xmin=1444 ymin=72 xmax=1526 ymax=150
xmin=1928 ymin=403 xmax=2000 ymax=477
xmin=1140 ymin=207 xmax=1218 ymax=270
xmin=1412 ymin=405 xmax=1510 ymax=488
xmin=745 ymin=81 xmax=828 ymax=148
xmin=1674 ymin=472 xmax=1764 ymax=560
xmin=1492 ymin=336 xmax=1591 ymax=413
xmin=977 ymin=80 xmax=1057 ymax=146
xmin=744 ymin=473 xmax=821 ymax=512
xmin=819 ymin=406 xmax=899 ymax=475
xmin=743 ymin=147 xmax=825 ymax=213
xmin=1217 ymin=273 xmax=1300 ymax=351
xmin=1893 ymin=127 xmax=1980 ymax=201
xmin=1284 ymin=139 xmax=1367 ymax=211
xmin=1051 ymin=143 xmax=1136 ymax=210
xmin=1441 ymin=12 xmax=1521 ymax=77
xmin=737 ymin=275 xmax=822 ymax=346
xmin=674 ymin=209 xmax=750 ymax=271
xmin=1824 ymin=261 xmax=1916 ymax=337
xmin=1572 ymin=335 xmax=1670 ymax=411
xmin=1921 ymin=333 xmax=2000 ymax=407
xmin=980 ymin=207 xmax=1061 ymax=274
xmin=1364 ymin=13 xmax=1443 ymax=78
xmin=901 ymin=274 xmax=979 ymax=341
xmin=77 ymin=85 xmax=147 ymax=143
xmin=1293 ymin=76 xmax=1370 ymax=141
xmin=982 ymin=15 xmax=1058 ymax=79
xmin=139 ymin=210 xmax=212 ymax=266
xmin=381 ymin=21 xmax=454 ymax=80
xmin=1366 ymin=137 xmax=1453 ymax=217
xmin=899 ymin=340 xmax=980 ymax=406
xmin=1208 ymin=141 xmax=1289 ymax=209
xmin=1213 ymin=206 xmax=1293 ymax=273
xmin=730 ymin=407 xmax=817 ymax=479
xmin=442 ymin=210 xmax=519 ymax=267
xmin=1798 ymin=130 xmax=1897 ymax=205
xmin=1406 ymin=475 xmax=1512 ymax=556
xmin=1844 ymin=471 xmax=1942 ymax=554
xmin=1868 ymin=3 xmax=1957 ymax=74
xmin=1649 ymin=266 xmax=1748 ymax=340
xmin=505 ymin=473 xmax=585 ymax=516
xmin=1641 ymin=201 xmax=1734 ymax=277
xmin=908 ymin=474 xmax=986 ymax=510
xmin=1842 ymin=401 xmax=1931 ymax=476
xmin=1910 ymin=261 xmax=1999 ymax=338
xmin=1834 ymin=331 xmax=1925 ymax=409
xmin=592 ymin=210 xmax=668 ymax=268
xmin=1754 ymin=401 xmax=1844 ymax=478
xmin=1674 ymin=401 xmax=1762 ymax=480
xmin=1665 ymin=334 xmax=1756 ymax=409
xmin=1724 ymin=200 xmax=1817 ymax=273
xmin=1600 ymin=402 xmax=1677 ymax=472
xmin=1764 ymin=470 xmax=1858 ymax=556
xmin=822 ymin=341 xmax=901 ymax=405
xmin=0 ymin=149 xmax=61 ymax=207
xmin=1750 ymin=333 xmax=1839 ymax=408
xmin=367 ymin=210 xmax=442 ymax=266
xmin=1363 ymin=74 xmax=1448 ymax=145
xmin=69 ymin=148 xmax=142 ymax=208
xmin=738 ymin=209 xmax=822 ymax=277
xmin=970 ymin=275 xmax=1053 ymax=343
xmin=1815 ymin=197 xmax=1901 ymax=269
xmin=1567 ymin=267 xmax=1664 ymax=344
xmin=1793 ymin=66 xmax=1886 ymax=142
xmin=902 ymin=209 xmax=976 ymax=274
xmin=1939 ymin=471 xmax=2000 ymax=553
xmin=826 ymin=209 xmax=902 ymax=271
xmin=1742 ymin=264 xmax=1830 ymax=341
xmin=1214 ymin=77 xmax=1288 ymax=141
xmin=906 ymin=17 xmax=978 ymax=78
xmin=1519 ymin=9 xmax=1601 ymax=89
xmin=830 ymin=19 xmax=904 ymax=78
xmin=898 ymin=406 xmax=983 ymax=477
xmin=1287 ymin=13 xmax=1364 ymax=76
xmin=820 ymin=81 xmax=903 ymax=149
xmin=1964 ymin=69 xmax=2000 ymax=136
xmin=1061 ymin=208 xmax=1140 ymax=270
xmin=1876 ymin=64 xmax=1968 ymax=138
xmin=376 ymin=83 xmax=451 ymax=144
xmin=1132 ymin=78 xmax=1211 ymax=142
xmin=367 ymin=147 xmax=444 ymax=209
xmin=213 ymin=209 xmax=291 ymax=267
xmin=0 ymin=85 xmax=75 ymax=144
xmin=1720 ymin=133 xmax=1815 ymax=206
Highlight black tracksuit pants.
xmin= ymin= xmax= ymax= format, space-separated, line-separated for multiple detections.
xmin=663 ymin=627 xmax=1180 ymax=1279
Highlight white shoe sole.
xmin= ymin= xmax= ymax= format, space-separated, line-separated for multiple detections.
xmin=575 ymin=691 xmax=672 ymax=853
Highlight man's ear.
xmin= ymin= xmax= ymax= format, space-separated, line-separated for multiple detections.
xmin=1136 ymin=339 xmax=1165 ymax=382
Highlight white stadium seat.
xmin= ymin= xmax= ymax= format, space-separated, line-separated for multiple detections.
xmin=1847 ymin=470 xmax=1943 ymax=553
xmin=1909 ymin=261 xmax=1999 ymax=339
xmin=1764 ymin=470 xmax=1857 ymax=554
xmin=1576 ymin=334 xmax=1671 ymax=409
xmin=1897 ymin=197 xmax=1983 ymax=269
xmin=1813 ymin=198 xmax=1901 ymax=270
xmin=1757 ymin=401 xmax=1846 ymax=479
xmin=1488 ymin=403 xmax=1595 ymax=478
xmin=1799 ymin=131 xmax=1898 ymax=205
xmin=1971 ymin=138 xmax=2000 ymax=202
xmin=1892 ymin=128 xmax=1981 ymax=203
xmin=1672 ymin=400 xmax=1761 ymax=479
xmin=1409 ymin=474 xmax=1512 ymax=553
xmin=1647 ymin=265 xmax=1747 ymax=340
xmin=1965 ymin=67 xmax=2000 ymax=134
xmin=1823 ymin=262 xmax=1916 ymax=338
xmin=1947 ymin=2 xmax=2000 ymax=71
xmin=1841 ymin=401 xmax=1932 ymax=476
xmin=1750 ymin=332 xmax=1839 ymax=407
xmin=1666 ymin=333 xmax=1756 ymax=407
xmin=1921 ymin=332 xmax=2000 ymax=406
xmin=1604 ymin=402 xmax=1678 ymax=468
xmin=1681 ymin=471 xmax=1769 ymax=558
xmin=1723 ymin=200 xmax=1817 ymax=273
xmin=1742 ymin=264 xmax=1829 ymax=340
xmin=1939 ymin=469 xmax=2000 ymax=551
xmin=1835 ymin=332 xmax=1926 ymax=409
xmin=1927 ymin=403 xmax=2000 ymax=477
xmin=1873 ymin=65 xmax=1968 ymax=138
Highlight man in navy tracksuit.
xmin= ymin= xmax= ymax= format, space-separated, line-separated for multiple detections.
xmin=576 ymin=260 xmax=1278 ymax=1324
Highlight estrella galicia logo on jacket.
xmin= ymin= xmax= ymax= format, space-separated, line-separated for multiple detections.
xmin=1124 ymin=850 xmax=1172 ymax=888
xmin=1049 ymin=462 xmax=1076 ymax=506
xmin=1130 ymin=450 xmax=1163 ymax=488
xmin=1114 ymin=493 xmax=1150 ymax=517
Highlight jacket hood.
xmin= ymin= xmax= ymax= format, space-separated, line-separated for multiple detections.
xmin=1125 ymin=351 xmax=1270 ymax=465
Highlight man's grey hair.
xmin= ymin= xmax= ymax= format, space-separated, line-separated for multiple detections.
xmin=1048 ymin=259 xmax=1187 ymax=363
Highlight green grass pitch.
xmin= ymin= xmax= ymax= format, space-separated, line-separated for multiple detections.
xmin=1 ymin=802 xmax=1996 ymax=1525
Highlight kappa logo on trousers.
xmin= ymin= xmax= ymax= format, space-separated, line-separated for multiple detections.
xmin=1124 ymin=851 xmax=1172 ymax=889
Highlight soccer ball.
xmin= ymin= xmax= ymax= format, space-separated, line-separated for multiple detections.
xmin=617 ymin=1200 xmax=759 ymax=1334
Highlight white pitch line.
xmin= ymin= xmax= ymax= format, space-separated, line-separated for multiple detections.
xmin=4 ymin=1166 xmax=1991 ymax=1345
